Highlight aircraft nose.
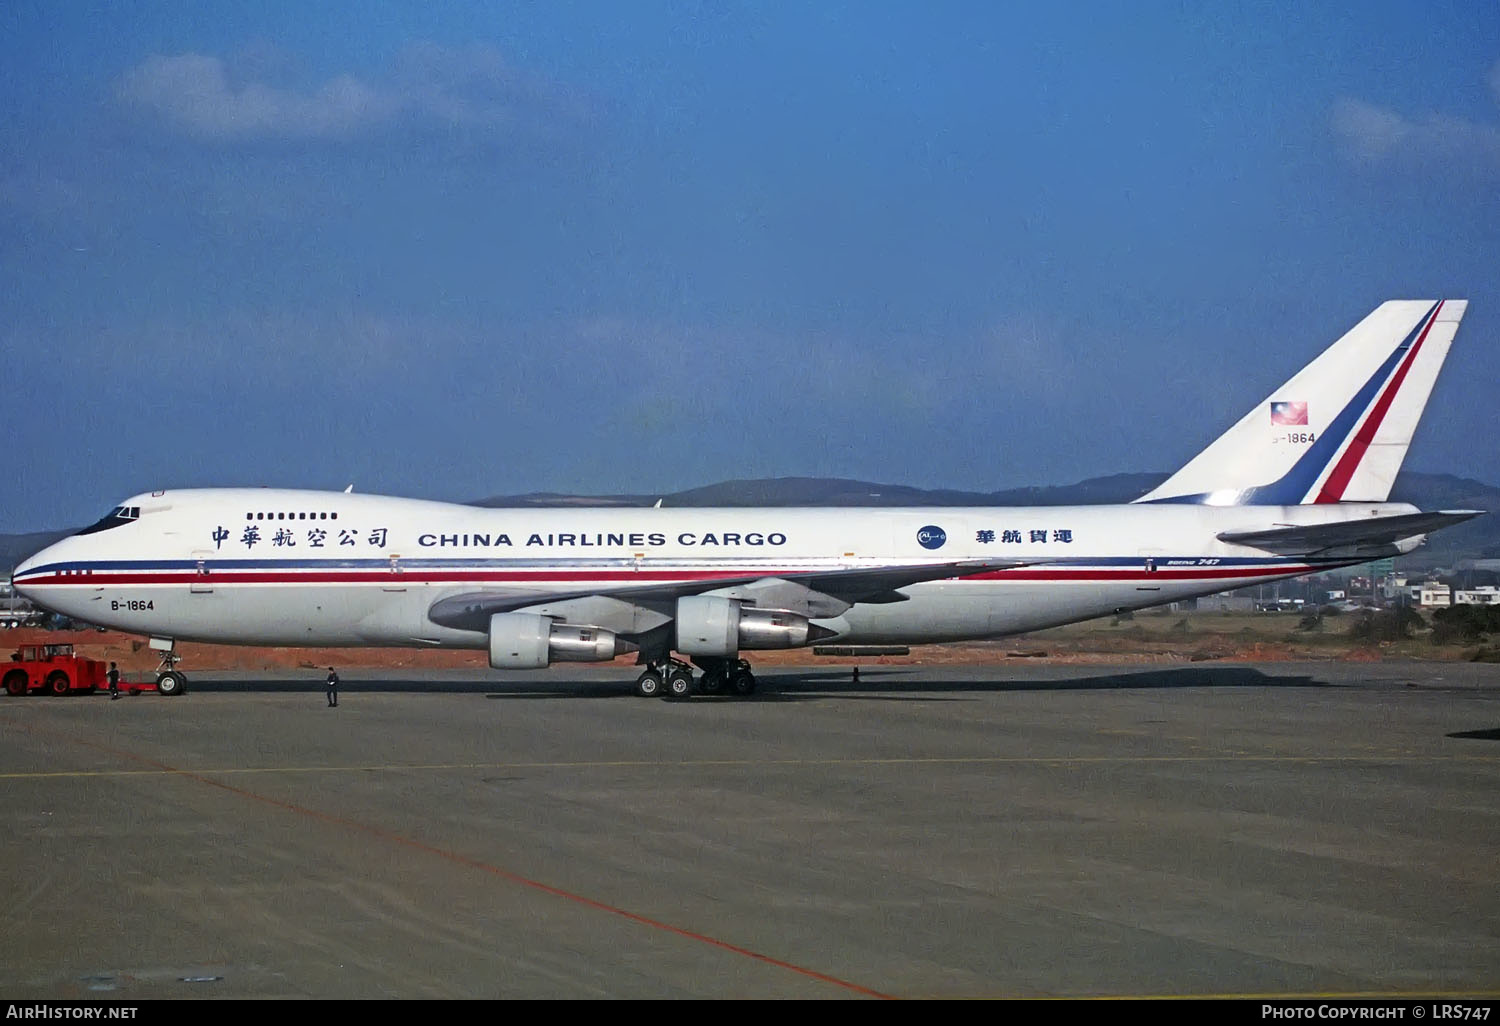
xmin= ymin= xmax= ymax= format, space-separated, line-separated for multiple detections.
xmin=12 ymin=545 xmax=57 ymax=600
xmin=12 ymin=557 xmax=36 ymax=597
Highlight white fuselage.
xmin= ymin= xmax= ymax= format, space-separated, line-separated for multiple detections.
xmin=12 ymin=488 xmax=1412 ymax=652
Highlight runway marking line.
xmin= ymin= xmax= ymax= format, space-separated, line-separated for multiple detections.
xmin=4 ymin=720 xmax=894 ymax=1000
xmin=3 ymin=752 xmax=1497 ymax=780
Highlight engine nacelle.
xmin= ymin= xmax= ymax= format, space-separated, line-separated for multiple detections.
xmin=674 ymin=595 xmax=817 ymax=658
xmin=488 ymin=612 xmax=631 ymax=669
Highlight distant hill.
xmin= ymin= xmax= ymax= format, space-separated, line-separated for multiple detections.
xmin=471 ymin=472 xmax=1169 ymax=509
xmin=5 ymin=472 xmax=1495 ymax=573
xmin=472 ymin=470 xmax=1498 ymax=567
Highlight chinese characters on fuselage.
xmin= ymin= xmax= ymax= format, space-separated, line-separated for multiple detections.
xmin=976 ymin=528 xmax=1073 ymax=544
xmin=217 ymin=526 xmax=390 ymax=550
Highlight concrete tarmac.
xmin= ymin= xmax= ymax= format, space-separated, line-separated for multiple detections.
xmin=1 ymin=660 xmax=1497 ymax=1000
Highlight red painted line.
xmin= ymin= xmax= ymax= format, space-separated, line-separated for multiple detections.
xmin=1316 ymin=301 xmax=1442 ymax=503
xmin=969 ymin=565 xmax=1311 ymax=582
xmin=22 ymin=569 xmax=740 ymax=586
xmin=23 ymin=565 xmax=1312 ymax=587
xmin=11 ymin=721 xmax=893 ymax=1000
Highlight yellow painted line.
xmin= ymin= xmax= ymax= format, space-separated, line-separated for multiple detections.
xmin=2 ymin=752 xmax=1498 ymax=780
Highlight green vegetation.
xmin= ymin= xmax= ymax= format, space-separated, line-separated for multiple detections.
xmin=1013 ymin=606 xmax=1498 ymax=662
xmin=1430 ymin=604 xmax=1500 ymax=644
xmin=1348 ymin=606 xmax=1428 ymax=641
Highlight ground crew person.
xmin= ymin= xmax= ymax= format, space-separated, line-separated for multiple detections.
xmin=107 ymin=662 xmax=120 ymax=700
xmin=326 ymin=667 xmax=339 ymax=707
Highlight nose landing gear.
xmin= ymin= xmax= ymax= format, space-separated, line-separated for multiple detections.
xmin=150 ymin=639 xmax=188 ymax=696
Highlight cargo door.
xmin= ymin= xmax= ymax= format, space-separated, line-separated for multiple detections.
xmin=190 ymin=549 xmax=214 ymax=594
xmin=382 ymin=554 xmax=406 ymax=592
xmin=1135 ymin=548 xmax=1165 ymax=593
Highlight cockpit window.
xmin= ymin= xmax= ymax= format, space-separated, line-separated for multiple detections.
xmin=76 ymin=505 xmax=141 ymax=535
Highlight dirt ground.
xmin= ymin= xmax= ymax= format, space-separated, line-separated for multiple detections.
xmin=5 ymin=610 xmax=1491 ymax=676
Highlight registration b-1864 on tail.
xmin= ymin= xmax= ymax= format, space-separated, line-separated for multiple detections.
xmin=13 ymin=300 xmax=1481 ymax=699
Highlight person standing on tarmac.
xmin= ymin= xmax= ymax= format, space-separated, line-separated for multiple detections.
xmin=326 ymin=667 xmax=339 ymax=707
xmin=107 ymin=662 xmax=120 ymax=700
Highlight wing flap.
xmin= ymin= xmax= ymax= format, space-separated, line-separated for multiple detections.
xmin=426 ymin=557 xmax=1035 ymax=632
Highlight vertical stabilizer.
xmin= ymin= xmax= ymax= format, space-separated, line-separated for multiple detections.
xmin=1134 ymin=300 xmax=1466 ymax=505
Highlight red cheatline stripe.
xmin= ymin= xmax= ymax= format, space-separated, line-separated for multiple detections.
xmin=15 ymin=722 xmax=894 ymax=1000
xmin=1315 ymin=301 xmax=1443 ymax=503
xmin=966 ymin=565 xmax=1310 ymax=581
xmin=24 ymin=569 xmax=737 ymax=585
xmin=22 ymin=565 xmax=1312 ymax=587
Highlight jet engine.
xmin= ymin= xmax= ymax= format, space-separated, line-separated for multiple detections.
xmin=488 ymin=612 xmax=635 ymax=669
xmin=674 ymin=595 xmax=831 ymax=658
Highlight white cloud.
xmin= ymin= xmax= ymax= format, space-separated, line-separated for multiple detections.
xmin=1331 ymin=60 xmax=1500 ymax=174
xmin=118 ymin=54 xmax=388 ymax=141
xmin=116 ymin=45 xmax=589 ymax=145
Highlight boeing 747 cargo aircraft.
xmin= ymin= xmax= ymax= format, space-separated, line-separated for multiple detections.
xmin=12 ymin=300 xmax=1481 ymax=699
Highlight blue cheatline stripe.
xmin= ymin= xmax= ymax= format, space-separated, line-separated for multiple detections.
xmin=1144 ymin=301 xmax=1438 ymax=505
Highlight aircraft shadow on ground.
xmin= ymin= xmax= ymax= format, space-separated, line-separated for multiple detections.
xmin=1446 ymin=727 xmax=1500 ymax=742
xmin=740 ymin=666 xmax=1332 ymax=701
xmin=167 ymin=664 xmax=1333 ymax=700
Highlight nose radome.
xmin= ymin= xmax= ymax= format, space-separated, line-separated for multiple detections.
xmin=11 ymin=543 xmax=60 ymax=599
xmin=12 ymin=556 xmax=37 ymax=592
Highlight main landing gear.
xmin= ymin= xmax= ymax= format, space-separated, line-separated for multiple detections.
xmin=633 ymin=658 xmax=758 ymax=700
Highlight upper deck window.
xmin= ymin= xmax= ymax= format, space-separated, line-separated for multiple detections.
xmin=245 ymin=510 xmax=340 ymax=521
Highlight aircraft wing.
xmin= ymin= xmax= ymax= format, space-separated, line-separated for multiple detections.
xmin=1216 ymin=509 xmax=1483 ymax=557
xmin=426 ymin=557 xmax=1033 ymax=632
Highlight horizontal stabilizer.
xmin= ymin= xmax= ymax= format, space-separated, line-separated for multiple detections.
xmin=1217 ymin=510 xmax=1483 ymax=557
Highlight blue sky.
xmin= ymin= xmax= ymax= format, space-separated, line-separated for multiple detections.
xmin=3 ymin=1 xmax=1498 ymax=531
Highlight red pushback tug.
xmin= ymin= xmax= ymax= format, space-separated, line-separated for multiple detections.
xmin=3 ymin=644 xmax=115 ymax=696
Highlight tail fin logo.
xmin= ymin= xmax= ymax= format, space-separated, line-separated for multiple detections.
xmin=1270 ymin=401 xmax=1309 ymax=426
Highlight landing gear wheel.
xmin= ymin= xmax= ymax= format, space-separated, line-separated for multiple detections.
xmin=635 ymin=670 xmax=664 ymax=698
xmin=729 ymin=668 xmax=757 ymax=696
xmin=156 ymin=671 xmax=186 ymax=697
xmin=698 ymin=668 xmax=725 ymax=694
xmin=46 ymin=671 xmax=71 ymax=697
xmin=665 ymin=668 xmax=694 ymax=700
xmin=4 ymin=670 xmax=27 ymax=697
